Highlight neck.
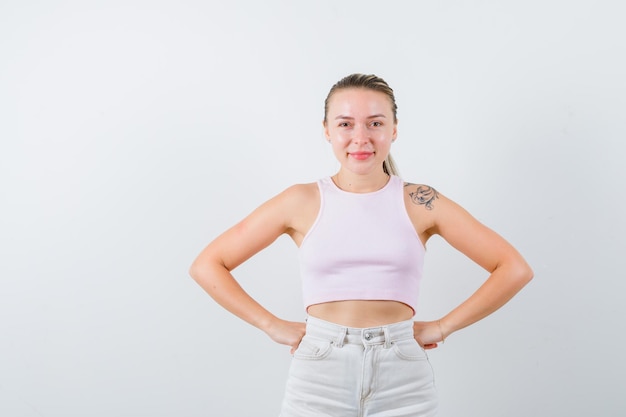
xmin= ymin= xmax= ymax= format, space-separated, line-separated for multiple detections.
xmin=332 ymin=169 xmax=390 ymax=193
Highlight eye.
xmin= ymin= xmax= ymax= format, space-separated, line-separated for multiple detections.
xmin=371 ymin=121 xmax=382 ymax=127
xmin=338 ymin=122 xmax=350 ymax=128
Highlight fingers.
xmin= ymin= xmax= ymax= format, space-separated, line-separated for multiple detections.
xmin=267 ymin=319 xmax=305 ymax=347
xmin=413 ymin=320 xmax=446 ymax=346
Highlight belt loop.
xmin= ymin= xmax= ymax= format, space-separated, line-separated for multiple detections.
xmin=383 ymin=326 xmax=391 ymax=349
xmin=335 ymin=326 xmax=347 ymax=347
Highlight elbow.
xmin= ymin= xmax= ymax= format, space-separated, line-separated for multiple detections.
xmin=526 ymin=264 xmax=534 ymax=282
xmin=513 ymin=261 xmax=534 ymax=288
xmin=189 ymin=257 xmax=209 ymax=283
xmin=188 ymin=252 xmax=228 ymax=285
xmin=188 ymin=262 xmax=200 ymax=282
xmin=521 ymin=257 xmax=534 ymax=282
xmin=495 ymin=256 xmax=533 ymax=290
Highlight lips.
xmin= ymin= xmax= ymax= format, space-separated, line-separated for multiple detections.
xmin=349 ymin=151 xmax=374 ymax=160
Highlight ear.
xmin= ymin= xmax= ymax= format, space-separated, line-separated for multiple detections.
xmin=323 ymin=120 xmax=331 ymax=141
xmin=392 ymin=120 xmax=398 ymax=141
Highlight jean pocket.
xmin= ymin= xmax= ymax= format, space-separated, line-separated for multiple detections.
xmin=293 ymin=335 xmax=333 ymax=360
xmin=392 ymin=338 xmax=428 ymax=361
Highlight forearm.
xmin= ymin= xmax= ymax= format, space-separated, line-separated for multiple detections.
xmin=189 ymin=262 xmax=277 ymax=333
xmin=440 ymin=261 xmax=533 ymax=338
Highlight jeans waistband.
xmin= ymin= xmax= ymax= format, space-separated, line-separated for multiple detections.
xmin=305 ymin=316 xmax=415 ymax=348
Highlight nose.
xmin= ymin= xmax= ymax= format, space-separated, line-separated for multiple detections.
xmin=351 ymin=123 xmax=371 ymax=143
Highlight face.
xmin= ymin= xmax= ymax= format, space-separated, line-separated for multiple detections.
xmin=324 ymin=88 xmax=397 ymax=176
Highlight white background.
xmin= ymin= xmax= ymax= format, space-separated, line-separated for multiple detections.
xmin=1 ymin=1 xmax=625 ymax=416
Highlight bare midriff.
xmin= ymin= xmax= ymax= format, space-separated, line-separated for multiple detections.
xmin=307 ymin=300 xmax=414 ymax=328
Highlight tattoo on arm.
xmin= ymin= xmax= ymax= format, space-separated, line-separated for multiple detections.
xmin=404 ymin=183 xmax=439 ymax=210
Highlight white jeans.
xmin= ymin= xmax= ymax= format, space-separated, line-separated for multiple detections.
xmin=279 ymin=316 xmax=438 ymax=417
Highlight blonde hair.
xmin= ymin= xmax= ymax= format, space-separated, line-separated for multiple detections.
xmin=324 ymin=74 xmax=399 ymax=176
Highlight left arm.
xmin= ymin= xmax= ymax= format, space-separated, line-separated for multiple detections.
xmin=412 ymin=191 xmax=533 ymax=348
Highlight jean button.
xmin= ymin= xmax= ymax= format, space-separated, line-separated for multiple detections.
xmin=364 ymin=332 xmax=372 ymax=340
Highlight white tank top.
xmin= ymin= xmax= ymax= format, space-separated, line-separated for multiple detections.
xmin=298 ymin=175 xmax=425 ymax=314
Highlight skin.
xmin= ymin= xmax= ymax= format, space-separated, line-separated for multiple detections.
xmin=189 ymin=88 xmax=533 ymax=353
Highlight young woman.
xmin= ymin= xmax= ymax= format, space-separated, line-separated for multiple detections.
xmin=189 ymin=73 xmax=533 ymax=416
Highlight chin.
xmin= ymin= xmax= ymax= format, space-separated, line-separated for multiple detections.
xmin=344 ymin=161 xmax=381 ymax=175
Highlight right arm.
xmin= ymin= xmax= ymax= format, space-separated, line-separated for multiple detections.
xmin=189 ymin=185 xmax=312 ymax=353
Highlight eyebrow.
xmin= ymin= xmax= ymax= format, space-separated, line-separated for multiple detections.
xmin=334 ymin=114 xmax=387 ymax=120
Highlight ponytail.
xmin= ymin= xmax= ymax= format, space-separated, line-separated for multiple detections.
xmin=383 ymin=153 xmax=399 ymax=176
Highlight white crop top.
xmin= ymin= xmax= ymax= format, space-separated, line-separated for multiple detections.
xmin=298 ymin=175 xmax=425 ymax=314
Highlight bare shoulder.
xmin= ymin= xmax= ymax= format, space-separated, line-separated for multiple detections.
xmin=403 ymin=182 xmax=472 ymax=224
xmin=277 ymin=182 xmax=320 ymax=245
xmin=255 ymin=182 xmax=318 ymax=214
xmin=281 ymin=182 xmax=319 ymax=204
xmin=403 ymin=182 xmax=441 ymax=211
xmin=403 ymin=182 xmax=466 ymax=244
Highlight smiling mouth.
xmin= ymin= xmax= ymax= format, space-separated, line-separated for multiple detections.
xmin=349 ymin=151 xmax=374 ymax=160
